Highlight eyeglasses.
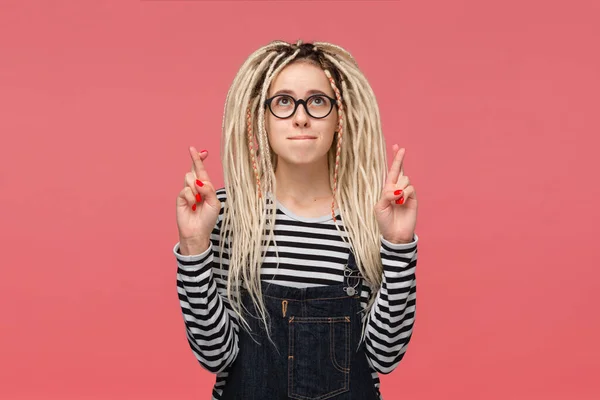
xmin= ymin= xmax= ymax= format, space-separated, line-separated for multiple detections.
xmin=264 ymin=94 xmax=337 ymax=119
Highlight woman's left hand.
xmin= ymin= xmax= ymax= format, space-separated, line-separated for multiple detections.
xmin=374 ymin=144 xmax=418 ymax=244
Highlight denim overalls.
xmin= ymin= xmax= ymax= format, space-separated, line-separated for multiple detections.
xmin=220 ymin=250 xmax=380 ymax=399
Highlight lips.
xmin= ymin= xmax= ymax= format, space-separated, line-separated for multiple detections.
xmin=288 ymin=136 xmax=317 ymax=140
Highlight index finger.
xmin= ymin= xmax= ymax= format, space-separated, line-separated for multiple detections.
xmin=189 ymin=146 xmax=210 ymax=181
xmin=385 ymin=144 xmax=405 ymax=185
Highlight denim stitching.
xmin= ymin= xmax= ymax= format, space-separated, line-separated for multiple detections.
xmin=345 ymin=318 xmax=350 ymax=389
xmin=290 ymin=387 xmax=349 ymax=400
xmin=288 ymin=319 xmax=294 ymax=398
xmin=264 ymin=294 xmax=355 ymax=301
xmin=288 ymin=317 xmax=351 ymax=400
xmin=293 ymin=317 xmax=349 ymax=323
xmin=330 ymin=320 xmax=350 ymax=373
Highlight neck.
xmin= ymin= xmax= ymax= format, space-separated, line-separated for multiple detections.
xmin=274 ymin=156 xmax=332 ymax=203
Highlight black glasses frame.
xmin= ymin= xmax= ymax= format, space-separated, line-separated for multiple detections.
xmin=264 ymin=94 xmax=337 ymax=119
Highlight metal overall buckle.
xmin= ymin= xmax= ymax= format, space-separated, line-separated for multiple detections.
xmin=343 ymin=263 xmax=362 ymax=296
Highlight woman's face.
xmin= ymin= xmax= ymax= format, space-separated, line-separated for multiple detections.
xmin=264 ymin=61 xmax=338 ymax=168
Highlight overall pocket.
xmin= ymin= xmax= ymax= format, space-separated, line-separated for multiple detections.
xmin=288 ymin=316 xmax=351 ymax=400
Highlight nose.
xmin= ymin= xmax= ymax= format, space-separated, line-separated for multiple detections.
xmin=293 ymin=103 xmax=310 ymax=127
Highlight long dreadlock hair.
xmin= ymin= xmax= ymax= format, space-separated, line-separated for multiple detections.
xmin=218 ymin=39 xmax=388 ymax=346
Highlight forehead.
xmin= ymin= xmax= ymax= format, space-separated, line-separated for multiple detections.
xmin=268 ymin=62 xmax=331 ymax=96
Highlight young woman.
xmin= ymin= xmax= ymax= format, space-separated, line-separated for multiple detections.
xmin=174 ymin=39 xmax=419 ymax=399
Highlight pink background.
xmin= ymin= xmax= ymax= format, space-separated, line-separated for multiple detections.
xmin=1 ymin=0 xmax=598 ymax=399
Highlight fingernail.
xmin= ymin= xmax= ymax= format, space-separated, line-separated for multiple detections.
xmin=200 ymin=149 xmax=207 ymax=154
xmin=192 ymin=203 xmax=197 ymax=211
xmin=196 ymin=193 xmax=201 ymax=202
xmin=396 ymin=197 xmax=404 ymax=204
xmin=394 ymin=190 xmax=403 ymax=196
xmin=196 ymin=179 xmax=203 ymax=187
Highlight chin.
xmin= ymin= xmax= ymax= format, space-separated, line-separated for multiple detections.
xmin=281 ymin=153 xmax=328 ymax=166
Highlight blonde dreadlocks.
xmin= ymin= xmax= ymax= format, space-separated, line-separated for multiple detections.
xmin=219 ymin=39 xmax=389 ymax=345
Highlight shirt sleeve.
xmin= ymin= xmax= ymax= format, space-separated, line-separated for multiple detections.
xmin=364 ymin=233 xmax=418 ymax=374
xmin=174 ymin=191 xmax=239 ymax=374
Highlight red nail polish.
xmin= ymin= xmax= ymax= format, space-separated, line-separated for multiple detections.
xmin=399 ymin=197 xmax=405 ymax=205
xmin=200 ymin=149 xmax=207 ymax=154
xmin=394 ymin=190 xmax=403 ymax=196
xmin=192 ymin=203 xmax=196 ymax=211
xmin=196 ymin=179 xmax=203 ymax=187
xmin=196 ymin=193 xmax=201 ymax=202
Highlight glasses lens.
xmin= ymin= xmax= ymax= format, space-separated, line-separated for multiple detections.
xmin=270 ymin=95 xmax=295 ymax=118
xmin=306 ymin=95 xmax=333 ymax=118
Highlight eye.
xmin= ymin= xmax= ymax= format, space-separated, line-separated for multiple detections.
xmin=308 ymin=95 xmax=329 ymax=107
xmin=275 ymin=96 xmax=292 ymax=106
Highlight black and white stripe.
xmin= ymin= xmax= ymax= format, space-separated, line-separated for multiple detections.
xmin=175 ymin=188 xmax=418 ymax=399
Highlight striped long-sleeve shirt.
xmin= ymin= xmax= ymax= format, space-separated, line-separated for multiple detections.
xmin=175 ymin=187 xmax=418 ymax=399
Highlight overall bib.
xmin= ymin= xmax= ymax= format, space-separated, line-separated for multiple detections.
xmin=220 ymin=251 xmax=380 ymax=400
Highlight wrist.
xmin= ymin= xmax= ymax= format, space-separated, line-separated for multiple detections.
xmin=179 ymin=237 xmax=211 ymax=255
xmin=382 ymin=235 xmax=414 ymax=245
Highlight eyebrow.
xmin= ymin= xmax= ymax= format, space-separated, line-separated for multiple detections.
xmin=272 ymin=89 xmax=330 ymax=97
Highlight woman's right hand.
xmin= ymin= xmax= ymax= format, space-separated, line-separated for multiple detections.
xmin=176 ymin=146 xmax=221 ymax=253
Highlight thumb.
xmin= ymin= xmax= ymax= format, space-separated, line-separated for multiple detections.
xmin=374 ymin=188 xmax=401 ymax=213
